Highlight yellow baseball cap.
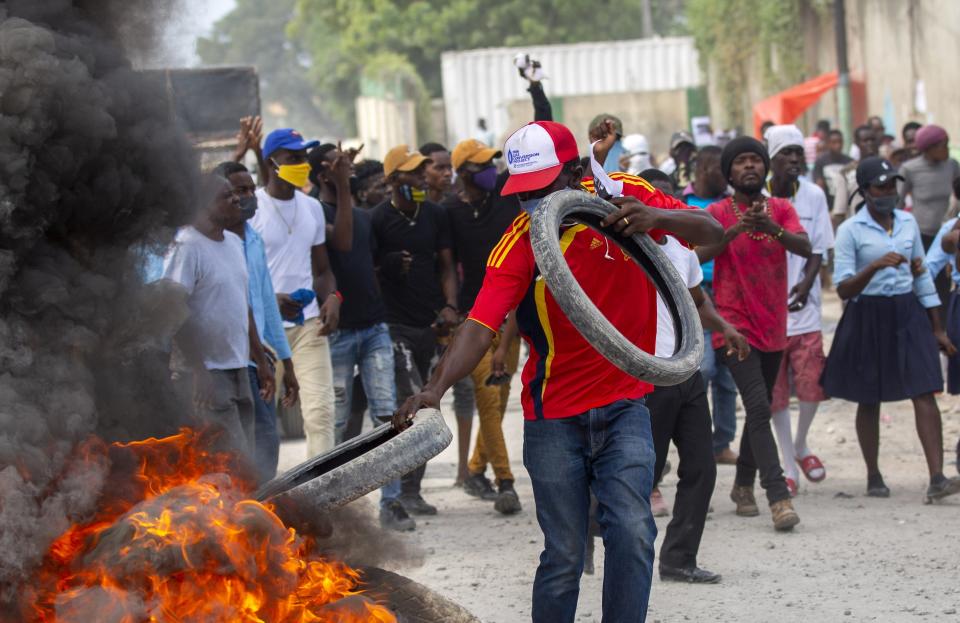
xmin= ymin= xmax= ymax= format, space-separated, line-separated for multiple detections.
xmin=383 ymin=145 xmax=430 ymax=177
xmin=451 ymin=139 xmax=502 ymax=171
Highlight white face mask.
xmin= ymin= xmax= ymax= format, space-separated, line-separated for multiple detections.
xmin=520 ymin=197 xmax=544 ymax=215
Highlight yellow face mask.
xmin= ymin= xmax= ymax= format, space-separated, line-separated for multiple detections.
xmin=274 ymin=162 xmax=311 ymax=188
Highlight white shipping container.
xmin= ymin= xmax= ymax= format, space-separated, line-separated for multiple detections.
xmin=441 ymin=37 xmax=701 ymax=146
xmin=356 ymin=95 xmax=418 ymax=161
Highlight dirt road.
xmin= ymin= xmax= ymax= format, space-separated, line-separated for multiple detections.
xmin=278 ymin=292 xmax=960 ymax=622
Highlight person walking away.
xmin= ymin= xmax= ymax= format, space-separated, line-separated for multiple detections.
xmin=373 ymin=145 xmax=460 ymax=517
xmin=812 ymin=129 xmax=853 ymax=213
xmin=306 ymin=144 xmax=414 ymax=531
xmin=764 ymin=126 xmax=834 ymax=496
xmin=395 ymin=120 xmax=723 ymax=623
xmin=163 ymin=174 xmax=276 ymax=454
xmin=899 ymin=125 xmax=960 ymax=317
xmin=832 ymin=125 xmax=879 ymax=227
xmin=215 ymin=162 xmax=300 ymax=482
xmin=924 ymin=178 xmax=960 ymax=475
xmin=445 ymin=138 xmax=523 ymax=512
xmin=696 ymin=137 xmax=811 ymax=531
xmin=682 ymin=146 xmax=740 ymax=465
xmin=250 ymin=128 xmax=342 ymax=459
xmin=823 ymin=157 xmax=960 ymax=501
xmin=649 ymin=228 xmax=750 ymax=585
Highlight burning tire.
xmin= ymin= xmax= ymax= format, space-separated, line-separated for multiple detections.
xmin=257 ymin=409 xmax=452 ymax=522
xmin=359 ymin=567 xmax=481 ymax=623
xmin=528 ymin=190 xmax=703 ymax=387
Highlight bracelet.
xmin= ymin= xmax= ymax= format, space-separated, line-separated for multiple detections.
xmin=332 ymin=290 xmax=344 ymax=303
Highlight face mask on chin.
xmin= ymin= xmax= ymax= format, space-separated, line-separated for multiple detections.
xmin=519 ymin=196 xmax=544 ymax=215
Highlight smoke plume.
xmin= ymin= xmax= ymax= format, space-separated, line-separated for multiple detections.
xmin=0 ymin=0 xmax=196 ymax=610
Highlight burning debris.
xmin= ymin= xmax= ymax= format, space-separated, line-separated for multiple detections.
xmin=23 ymin=429 xmax=395 ymax=623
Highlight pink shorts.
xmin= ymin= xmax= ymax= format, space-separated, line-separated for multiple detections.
xmin=771 ymin=331 xmax=828 ymax=412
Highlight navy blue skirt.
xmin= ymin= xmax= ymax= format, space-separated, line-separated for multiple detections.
xmin=946 ymin=290 xmax=960 ymax=394
xmin=821 ymin=293 xmax=942 ymax=403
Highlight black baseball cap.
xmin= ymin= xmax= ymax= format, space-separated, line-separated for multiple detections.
xmin=856 ymin=156 xmax=903 ymax=190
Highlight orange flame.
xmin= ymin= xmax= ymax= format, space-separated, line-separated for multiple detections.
xmin=27 ymin=429 xmax=395 ymax=623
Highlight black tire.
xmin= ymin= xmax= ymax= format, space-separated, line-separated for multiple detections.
xmin=528 ymin=190 xmax=703 ymax=386
xmin=358 ymin=566 xmax=481 ymax=623
xmin=278 ymin=400 xmax=304 ymax=439
xmin=257 ymin=409 xmax=451 ymax=521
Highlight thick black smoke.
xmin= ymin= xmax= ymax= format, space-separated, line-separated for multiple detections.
xmin=0 ymin=0 xmax=196 ymax=610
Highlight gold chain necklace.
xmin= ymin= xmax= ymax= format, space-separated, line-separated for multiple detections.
xmin=391 ymin=201 xmax=420 ymax=226
xmin=730 ymin=197 xmax=774 ymax=242
xmin=265 ymin=193 xmax=296 ymax=234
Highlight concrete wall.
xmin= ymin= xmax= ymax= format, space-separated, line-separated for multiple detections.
xmin=702 ymin=0 xmax=959 ymax=142
xmin=355 ymin=95 xmax=417 ymax=160
xmin=504 ymin=89 xmax=690 ymax=161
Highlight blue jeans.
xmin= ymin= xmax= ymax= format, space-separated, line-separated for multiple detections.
xmin=248 ymin=366 xmax=279 ymax=483
xmin=523 ymin=399 xmax=657 ymax=623
xmin=701 ymin=329 xmax=739 ymax=453
xmin=330 ymin=323 xmax=400 ymax=505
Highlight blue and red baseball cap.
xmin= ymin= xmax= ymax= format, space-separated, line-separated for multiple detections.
xmin=501 ymin=121 xmax=580 ymax=196
xmin=262 ymin=128 xmax=319 ymax=160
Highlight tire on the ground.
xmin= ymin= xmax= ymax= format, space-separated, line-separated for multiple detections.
xmin=258 ymin=409 xmax=451 ymax=522
xmin=528 ymin=190 xmax=703 ymax=387
xmin=358 ymin=566 xmax=481 ymax=623
xmin=278 ymin=400 xmax=305 ymax=439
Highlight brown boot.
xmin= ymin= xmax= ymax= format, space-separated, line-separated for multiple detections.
xmin=770 ymin=498 xmax=800 ymax=531
xmin=715 ymin=447 xmax=738 ymax=465
xmin=730 ymin=485 xmax=759 ymax=517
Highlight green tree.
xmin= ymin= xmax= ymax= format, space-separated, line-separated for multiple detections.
xmin=197 ymin=0 xmax=344 ymax=138
xmin=290 ymin=0 xmax=669 ymax=134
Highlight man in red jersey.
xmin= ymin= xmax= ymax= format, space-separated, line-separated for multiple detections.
xmin=394 ymin=121 xmax=721 ymax=623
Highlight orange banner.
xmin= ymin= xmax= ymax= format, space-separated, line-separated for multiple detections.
xmin=753 ymin=71 xmax=839 ymax=137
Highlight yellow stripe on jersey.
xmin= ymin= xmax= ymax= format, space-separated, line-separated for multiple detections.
xmin=535 ymin=224 xmax=588 ymax=400
xmin=609 ymin=171 xmax=655 ymax=192
xmin=487 ymin=213 xmax=531 ymax=268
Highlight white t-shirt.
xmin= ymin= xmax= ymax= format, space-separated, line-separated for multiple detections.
xmin=162 ymin=227 xmax=250 ymax=370
xmin=786 ymin=179 xmax=835 ymax=336
xmin=655 ymin=236 xmax=703 ymax=357
xmin=250 ymin=188 xmax=327 ymax=324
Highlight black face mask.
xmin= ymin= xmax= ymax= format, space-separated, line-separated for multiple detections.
xmin=238 ymin=195 xmax=258 ymax=221
xmin=867 ymin=193 xmax=898 ymax=215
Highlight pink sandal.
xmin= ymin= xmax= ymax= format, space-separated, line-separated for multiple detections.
xmin=797 ymin=454 xmax=826 ymax=482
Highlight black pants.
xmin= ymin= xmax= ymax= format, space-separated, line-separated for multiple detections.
xmin=647 ymin=371 xmax=717 ymax=570
xmin=390 ymin=323 xmax=438 ymax=497
xmin=718 ymin=348 xmax=790 ymax=503
xmin=922 ymin=233 xmax=951 ymax=324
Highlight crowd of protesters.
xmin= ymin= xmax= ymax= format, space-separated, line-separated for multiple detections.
xmin=151 ymin=59 xmax=960 ymax=622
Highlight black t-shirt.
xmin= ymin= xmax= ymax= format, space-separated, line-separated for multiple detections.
xmin=371 ymin=200 xmax=452 ymax=327
xmin=443 ymin=176 xmax=521 ymax=312
xmin=320 ymin=202 xmax=386 ymax=330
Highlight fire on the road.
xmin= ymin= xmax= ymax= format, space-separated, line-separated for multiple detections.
xmin=25 ymin=429 xmax=395 ymax=623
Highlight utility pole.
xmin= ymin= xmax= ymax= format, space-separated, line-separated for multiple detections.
xmin=834 ymin=0 xmax=852 ymax=144
xmin=640 ymin=0 xmax=654 ymax=38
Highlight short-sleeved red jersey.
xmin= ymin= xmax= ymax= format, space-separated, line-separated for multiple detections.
xmin=468 ymin=173 xmax=695 ymax=420
xmin=707 ymin=196 xmax=805 ymax=353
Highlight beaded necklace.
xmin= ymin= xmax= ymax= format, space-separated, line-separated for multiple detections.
xmin=730 ymin=197 xmax=774 ymax=242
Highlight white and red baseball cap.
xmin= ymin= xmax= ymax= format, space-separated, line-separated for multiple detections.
xmin=501 ymin=121 xmax=580 ymax=196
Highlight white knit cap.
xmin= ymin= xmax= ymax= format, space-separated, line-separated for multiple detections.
xmin=764 ymin=124 xmax=805 ymax=159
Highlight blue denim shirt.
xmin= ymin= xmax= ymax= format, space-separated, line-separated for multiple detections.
xmin=245 ymin=223 xmax=292 ymax=361
xmin=833 ymin=208 xmax=940 ymax=308
xmin=924 ymin=217 xmax=960 ymax=288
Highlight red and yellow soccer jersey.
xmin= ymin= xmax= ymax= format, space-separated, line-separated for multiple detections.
xmin=581 ymin=171 xmax=695 ymax=243
xmin=469 ymin=213 xmax=657 ymax=420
